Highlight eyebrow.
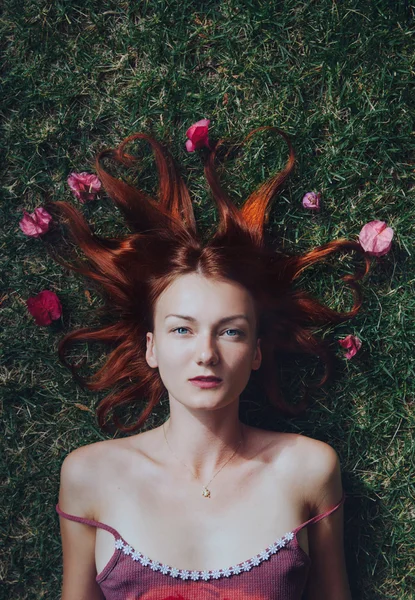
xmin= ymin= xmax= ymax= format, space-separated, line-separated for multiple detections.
xmin=164 ymin=314 xmax=250 ymax=325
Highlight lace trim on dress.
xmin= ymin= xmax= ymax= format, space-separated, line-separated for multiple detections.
xmin=113 ymin=531 xmax=295 ymax=581
xmin=56 ymin=491 xmax=345 ymax=582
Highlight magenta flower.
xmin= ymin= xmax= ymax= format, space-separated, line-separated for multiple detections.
xmin=19 ymin=207 xmax=52 ymax=238
xmin=302 ymin=191 xmax=321 ymax=210
xmin=338 ymin=335 xmax=362 ymax=359
xmin=26 ymin=290 xmax=62 ymax=326
xmin=185 ymin=119 xmax=211 ymax=152
xmin=358 ymin=220 xmax=394 ymax=257
xmin=67 ymin=172 xmax=101 ymax=203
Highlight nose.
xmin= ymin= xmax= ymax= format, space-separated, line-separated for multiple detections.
xmin=196 ymin=333 xmax=219 ymax=365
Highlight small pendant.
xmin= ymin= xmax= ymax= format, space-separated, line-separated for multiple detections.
xmin=202 ymin=487 xmax=211 ymax=498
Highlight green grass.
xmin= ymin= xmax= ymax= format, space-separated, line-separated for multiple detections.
xmin=1 ymin=1 xmax=414 ymax=598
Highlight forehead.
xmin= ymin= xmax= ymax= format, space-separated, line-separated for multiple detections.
xmin=154 ymin=273 xmax=255 ymax=320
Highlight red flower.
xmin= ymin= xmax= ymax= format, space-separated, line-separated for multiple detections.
xmin=358 ymin=220 xmax=394 ymax=257
xmin=26 ymin=290 xmax=62 ymax=326
xmin=185 ymin=119 xmax=211 ymax=152
xmin=67 ymin=171 xmax=101 ymax=203
xmin=19 ymin=207 xmax=52 ymax=238
xmin=338 ymin=334 xmax=362 ymax=359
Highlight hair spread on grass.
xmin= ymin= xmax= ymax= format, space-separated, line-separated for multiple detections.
xmin=49 ymin=126 xmax=370 ymax=434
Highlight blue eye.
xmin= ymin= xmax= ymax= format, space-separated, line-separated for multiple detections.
xmin=224 ymin=329 xmax=244 ymax=337
xmin=172 ymin=327 xmax=189 ymax=334
xmin=171 ymin=327 xmax=244 ymax=338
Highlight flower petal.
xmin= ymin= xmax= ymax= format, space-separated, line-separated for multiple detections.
xmin=185 ymin=139 xmax=196 ymax=152
xmin=358 ymin=221 xmax=394 ymax=257
xmin=185 ymin=119 xmax=211 ymax=151
xmin=302 ymin=192 xmax=321 ymax=210
xmin=26 ymin=290 xmax=62 ymax=326
xmin=67 ymin=172 xmax=101 ymax=202
xmin=338 ymin=335 xmax=362 ymax=359
xmin=19 ymin=208 xmax=52 ymax=237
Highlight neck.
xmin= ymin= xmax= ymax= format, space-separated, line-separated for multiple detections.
xmin=160 ymin=405 xmax=246 ymax=482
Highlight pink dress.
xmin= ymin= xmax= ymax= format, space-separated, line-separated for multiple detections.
xmin=56 ymin=491 xmax=346 ymax=599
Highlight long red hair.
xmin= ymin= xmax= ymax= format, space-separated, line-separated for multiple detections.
xmin=48 ymin=126 xmax=370 ymax=433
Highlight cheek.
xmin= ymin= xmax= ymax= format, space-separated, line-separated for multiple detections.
xmin=158 ymin=339 xmax=190 ymax=368
xmin=224 ymin=347 xmax=255 ymax=373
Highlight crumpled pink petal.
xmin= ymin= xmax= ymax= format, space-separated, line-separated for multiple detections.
xmin=302 ymin=191 xmax=321 ymax=210
xmin=26 ymin=290 xmax=63 ymax=326
xmin=19 ymin=207 xmax=52 ymax=238
xmin=338 ymin=334 xmax=362 ymax=359
xmin=185 ymin=119 xmax=211 ymax=152
xmin=67 ymin=172 xmax=101 ymax=203
xmin=358 ymin=220 xmax=394 ymax=257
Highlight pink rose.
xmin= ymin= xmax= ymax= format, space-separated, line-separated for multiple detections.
xmin=338 ymin=335 xmax=362 ymax=359
xmin=26 ymin=290 xmax=62 ymax=326
xmin=67 ymin=172 xmax=101 ymax=203
xmin=185 ymin=119 xmax=211 ymax=152
xmin=302 ymin=191 xmax=321 ymax=210
xmin=19 ymin=207 xmax=52 ymax=238
xmin=358 ymin=220 xmax=394 ymax=257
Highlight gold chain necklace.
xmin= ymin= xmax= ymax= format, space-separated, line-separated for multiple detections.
xmin=162 ymin=421 xmax=244 ymax=498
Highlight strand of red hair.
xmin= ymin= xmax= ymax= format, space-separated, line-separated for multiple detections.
xmin=47 ymin=126 xmax=371 ymax=433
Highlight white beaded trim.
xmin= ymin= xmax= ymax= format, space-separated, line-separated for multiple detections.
xmin=114 ymin=531 xmax=295 ymax=580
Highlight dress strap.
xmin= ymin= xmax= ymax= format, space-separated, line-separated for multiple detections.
xmin=293 ymin=491 xmax=346 ymax=534
xmin=55 ymin=503 xmax=121 ymax=539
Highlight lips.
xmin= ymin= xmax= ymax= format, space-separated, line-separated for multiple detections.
xmin=190 ymin=376 xmax=222 ymax=382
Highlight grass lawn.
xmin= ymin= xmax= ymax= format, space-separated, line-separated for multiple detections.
xmin=1 ymin=1 xmax=414 ymax=599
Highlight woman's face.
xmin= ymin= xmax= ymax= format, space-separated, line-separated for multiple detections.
xmin=146 ymin=273 xmax=262 ymax=410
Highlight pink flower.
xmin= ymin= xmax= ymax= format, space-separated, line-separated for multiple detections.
xmin=185 ymin=119 xmax=211 ymax=152
xmin=338 ymin=335 xmax=362 ymax=359
xmin=19 ymin=207 xmax=52 ymax=238
xmin=26 ymin=290 xmax=62 ymax=326
xmin=67 ymin=172 xmax=101 ymax=203
xmin=302 ymin=191 xmax=321 ymax=210
xmin=358 ymin=220 xmax=394 ymax=257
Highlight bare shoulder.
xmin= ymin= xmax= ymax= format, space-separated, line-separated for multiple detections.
xmin=58 ymin=439 xmax=120 ymax=518
xmin=264 ymin=430 xmax=343 ymax=514
xmin=292 ymin=433 xmax=344 ymax=515
xmin=57 ymin=441 xmax=120 ymax=600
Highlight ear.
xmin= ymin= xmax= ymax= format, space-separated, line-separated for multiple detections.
xmin=146 ymin=332 xmax=158 ymax=368
xmin=252 ymin=338 xmax=262 ymax=371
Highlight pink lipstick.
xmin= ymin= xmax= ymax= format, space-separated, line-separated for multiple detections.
xmin=189 ymin=376 xmax=222 ymax=389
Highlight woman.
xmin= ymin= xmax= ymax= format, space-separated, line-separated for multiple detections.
xmin=53 ymin=126 xmax=369 ymax=600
